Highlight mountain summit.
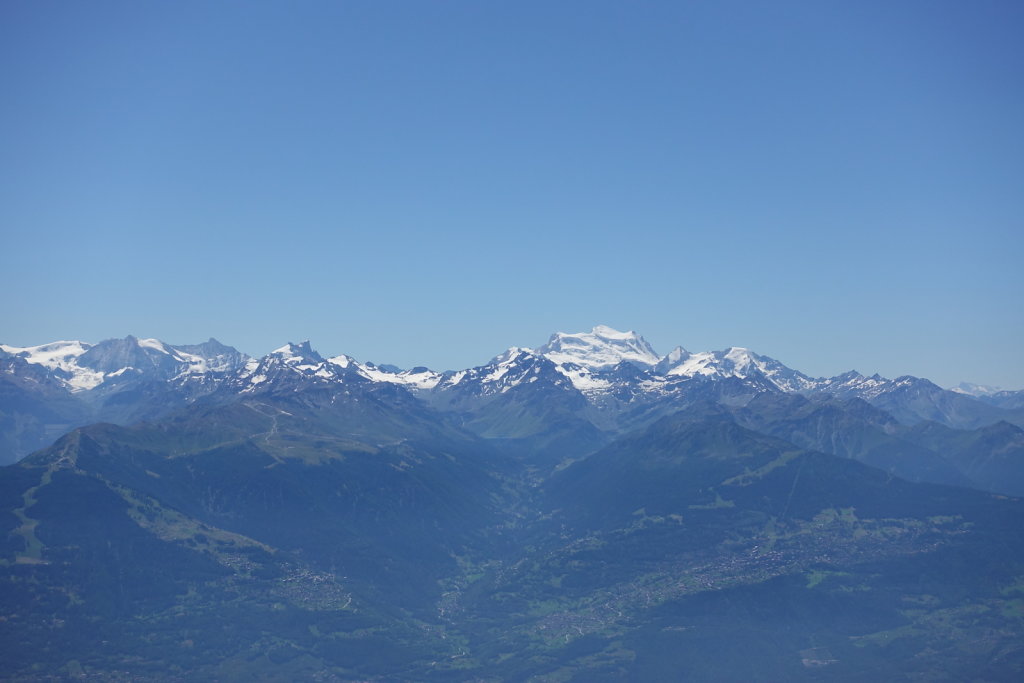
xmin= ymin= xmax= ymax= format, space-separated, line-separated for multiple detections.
xmin=536 ymin=325 xmax=661 ymax=370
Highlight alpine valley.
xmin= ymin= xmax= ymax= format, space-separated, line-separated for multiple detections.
xmin=2 ymin=326 xmax=1024 ymax=681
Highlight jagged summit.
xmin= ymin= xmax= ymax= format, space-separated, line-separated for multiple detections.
xmin=490 ymin=346 xmax=542 ymax=365
xmin=654 ymin=345 xmax=690 ymax=374
xmin=270 ymin=340 xmax=323 ymax=365
xmin=536 ymin=325 xmax=661 ymax=370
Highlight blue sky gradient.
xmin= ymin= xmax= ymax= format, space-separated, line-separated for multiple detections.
xmin=2 ymin=1 xmax=1022 ymax=387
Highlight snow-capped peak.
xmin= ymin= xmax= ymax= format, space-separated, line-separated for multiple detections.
xmin=723 ymin=347 xmax=758 ymax=373
xmin=659 ymin=345 xmax=815 ymax=392
xmin=490 ymin=346 xmax=538 ymax=365
xmin=236 ymin=341 xmax=334 ymax=390
xmin=0 ymin=340 xmax=92 ymax=370
xmin=655 ymin=345 xmax=690 ymax=375
xmin=536 ymin=325 xmax=660 ymax=371
xmin=950 ymin=381 xmax=1003 ymax=397
xmin=355 ymin=361 xmax=442 ymax=391
xmin=0 ymin=340 xmax=104 ymax=390
xmin=2 ymin=336 xmax=250 ymax=391
xmin=327 ymin=354 xmax=355 ymax=369
xmin=170 ymin=338 xmax=248 ymax=375
xmin=269 ymin=341 xmax=323 ymax=366
xmin=476 ymin=347 xmax=538 ymax=384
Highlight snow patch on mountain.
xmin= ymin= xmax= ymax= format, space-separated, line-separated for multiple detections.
xmin=484 ymin=348 xmax=535 ymax=384
xmin=812 ymin=371 xmax=891 ymax=399
xmin=663 ymin=351 xmax=720 ymax=378
xmin=170 ymin=339 xmax=249 ymax=376
xmin=356 ymin=362 xmax=442 ymax=391
xmin=428 ymin=347 xmax=570 ymax=397
xmin=240 ymin=357 xmax=261 ymax=376
xmin=554 ymin=363 xmax=613 ymax=394
xmin=327 ymin=354 xmax=354 ymax=369
xmin=169 ymin=349 xmax=219 ymax=376
xmin=137 ymin=338 xmax=173 ymax=354
xmin=444 ymin=370 xmax=467 ymax=387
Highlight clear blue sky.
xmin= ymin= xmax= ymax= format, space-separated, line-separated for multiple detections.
xmin=2 ymin=1 xmax=1022 ymax=388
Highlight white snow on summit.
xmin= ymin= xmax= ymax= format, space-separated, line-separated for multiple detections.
xmin=484 ymin=348 xmax=535 ymax=383
xmin=5 ymin=337 xmax=257 ymax=391
xmin=950 ymin=382 xmax=1003 ymax=397
xmin=270 ymin=343 xmax=305 ymax=358
xmin=0 ymin=340 xmax=106 ymax=391
xmin=537 ymin=325 xmax=661 ymax=371
xmin=327 ymin=354 xmax=355 ymax=369
xmin=658 ymin=346 xmax=816 ymax=392
xmin=354 ymin=362 xmax=442 ymax=391
xmin=1 ymin=340 xmax=91 ymax=370
xmin=268 ymin=342 xmax=322 ymax=370
xmin=170 ymin=349 xmax=232 ymax=376
xmin=811 ymin=371 xmax=891 ymax=399
xmin=663 ymin=350 xmax=722 ymax=378
xmin=136 ymin=338 xmax=173 ymax=354
xmin=530 ymin=326 xmax=816 ymax=395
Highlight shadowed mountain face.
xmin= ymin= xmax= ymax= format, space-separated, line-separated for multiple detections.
xmin=850 ymin=376 xmax=1024 ymax=430
xmin=0 ymin=385 xmax=518 ymax=680
xmin=899 ymin=419 xmax=1024 ymax=497
xmin=2 ymin=390 xmax=1024 ymax=681
xmin=0 ymin=354 xmax=92 ymax=466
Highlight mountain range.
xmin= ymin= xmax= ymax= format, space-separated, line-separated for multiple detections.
xmin=2 ymin=326 xmax=1024 ymax=680
xmin=3 ymin=326 xmax=1023 ymax=493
